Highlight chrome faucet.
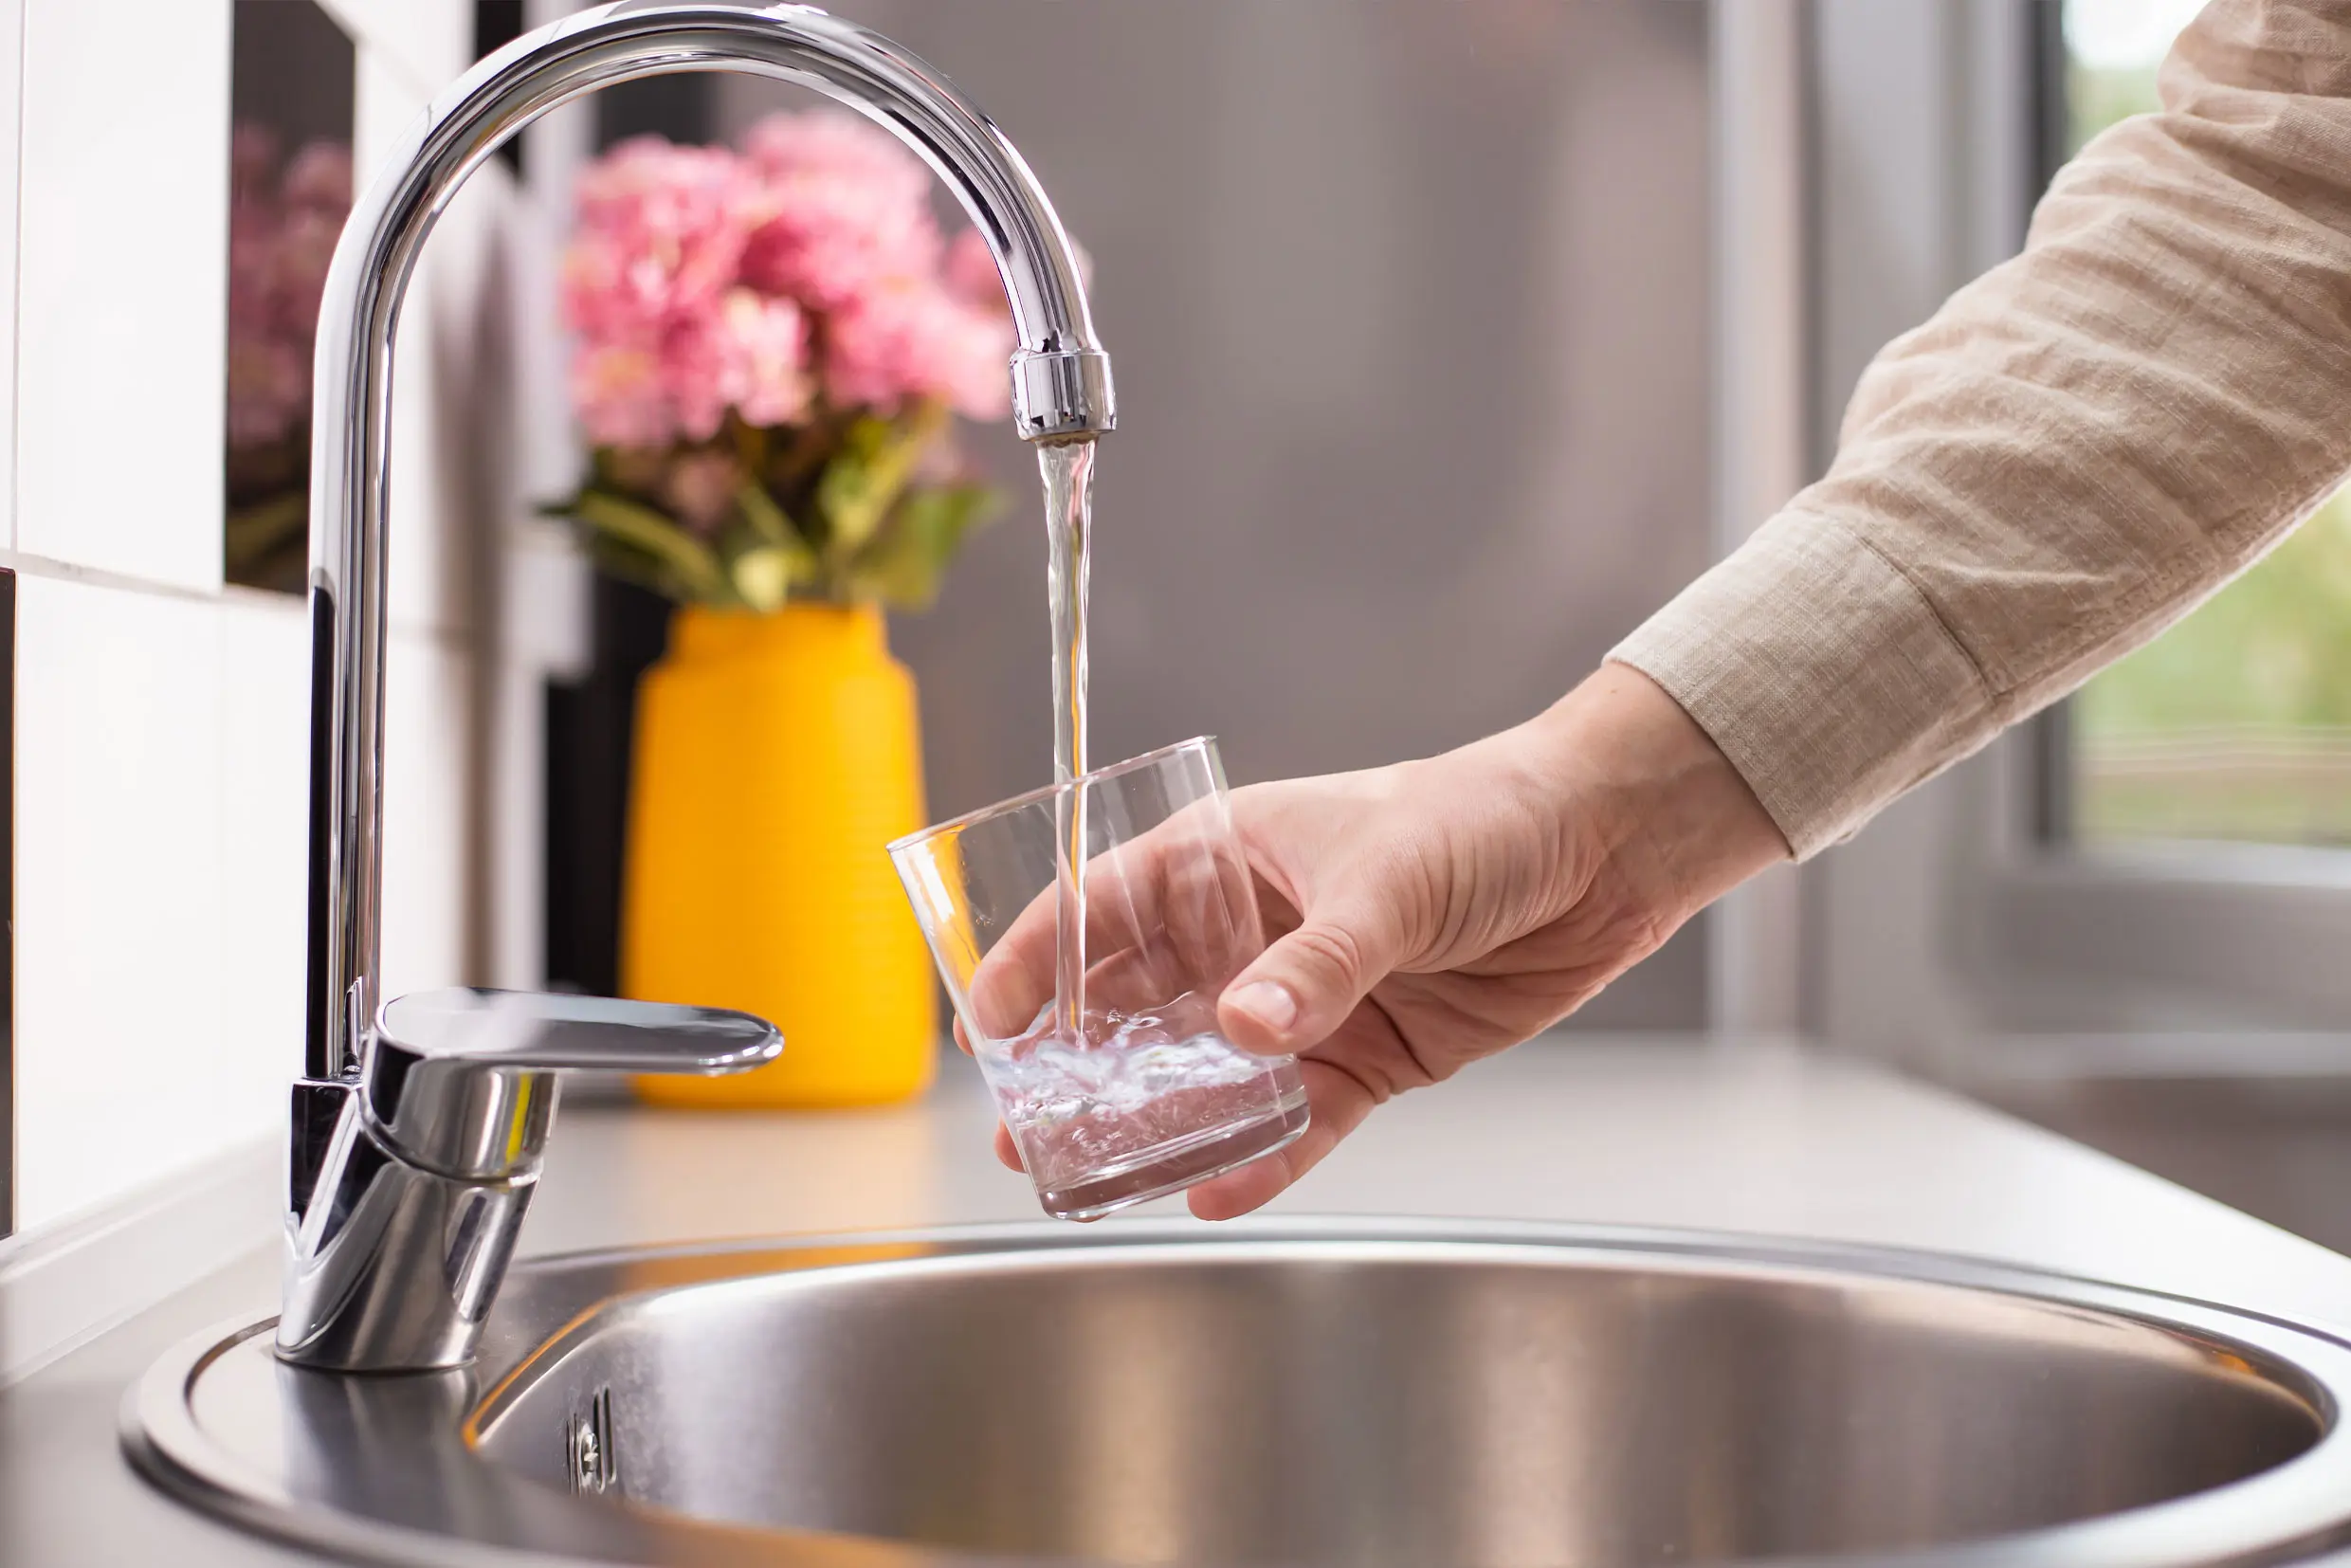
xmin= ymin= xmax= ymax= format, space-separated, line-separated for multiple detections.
xmin=279 ymin=1 xmax=1116 ymax=1372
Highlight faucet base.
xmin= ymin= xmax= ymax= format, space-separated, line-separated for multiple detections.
xmin=277 ymin=989 xmax=778 ymax=1372
xmin=277 ymin=1079 xmax=537 ymax=1372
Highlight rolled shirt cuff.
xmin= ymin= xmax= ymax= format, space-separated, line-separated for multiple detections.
xmin=1608 ymin=510 xmax=1997 ymax=859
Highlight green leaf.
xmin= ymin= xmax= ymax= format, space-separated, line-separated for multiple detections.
xmin=730 ymin=546 xmax=794 ymax=612
xmin=591 ymin=445 xmax=667 ymax=498
xmin=224 ymin=491 xmax=309 ymax=571
xmin=729 ymin=483 xmax=820 ymax=600
xmin=847 ymin=483 xmax=999 ymax=611
xmin=580 ymin=532 xmax=690 ymax=604
xmin=728 ymin=417 xmax=771 ymax=480
xmin=816 ymin=403 xmax=946 ymax=561
xmin=734 ymin=480 xmax=798 ymax=551
xmin=562 ymin=490 xmax=733 ymax=605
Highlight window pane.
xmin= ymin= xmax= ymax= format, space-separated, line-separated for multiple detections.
xmin=2077 ymin=488 xmax=2351 ymax=844
xmin=2063 ymin=0 xmax=2351 ymax=847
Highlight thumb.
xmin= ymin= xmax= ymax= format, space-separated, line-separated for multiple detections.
xmin=1220 ymin=890 xmax=1407 ymax=1054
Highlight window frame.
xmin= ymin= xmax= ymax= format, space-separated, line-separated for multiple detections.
xmin=1799 ymin=0 xmax=2351 ymax=1065
xmin=2014 ymin=0 xmax=2351 ymax=1030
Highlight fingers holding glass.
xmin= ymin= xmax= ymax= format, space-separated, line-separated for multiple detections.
xmin=890 ymin=738 xmax=1309 ymax=1219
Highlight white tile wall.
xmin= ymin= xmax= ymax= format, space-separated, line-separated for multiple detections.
xmin=0 ymin=0 xmax=24 ymax=555
xmin=11 ymin=602 xmax=483 ymax=1236
xmin=14 ymin=0 xmax=228 ymax=590
xmin=214 ymin=593 xmax=314 ymax=1090
xmin=320 ymin=0 xmax=470 ymax=101
xmin=353 ymin=25 xmax=432 ymax=180
xmin=215 ymin=610 xmax=483 ymax=1097
xmin=13 ymin=576 xmax=246 ymax=1229
xmin=378 ymin=632 xmax=474 ymax=1002
xmin=8 ymin=0 xmax=501 ymax=1237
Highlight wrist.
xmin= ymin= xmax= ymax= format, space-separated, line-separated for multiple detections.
xmin=1519 ymin=664 xmax=1790 ymax=924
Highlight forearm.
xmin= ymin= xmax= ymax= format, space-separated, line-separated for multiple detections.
xmin=1619 ymin=0 xmax=2351 ymax=856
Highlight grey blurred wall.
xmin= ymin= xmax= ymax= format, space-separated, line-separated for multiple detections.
xmin=716 ymin=1 xmax=1715 ymax=1028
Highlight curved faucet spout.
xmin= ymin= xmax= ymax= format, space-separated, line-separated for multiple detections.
xmin=303 ymin=2 xmax=1114 ymax=1083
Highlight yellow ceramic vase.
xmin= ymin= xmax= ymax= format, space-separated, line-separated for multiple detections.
xmin=622 ymin=602 xmax=937 ymax=1107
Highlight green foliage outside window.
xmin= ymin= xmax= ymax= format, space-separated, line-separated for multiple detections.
xmin=2077 ymin=492 xmax=2351 ymax=844
xmin=2062 ymin=0 xmax=2351 ymax=846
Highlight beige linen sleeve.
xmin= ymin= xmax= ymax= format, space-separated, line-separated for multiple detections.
xmin=1611 ymin=0 xmax=2351 ymax=858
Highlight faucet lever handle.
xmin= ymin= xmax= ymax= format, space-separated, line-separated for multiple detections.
xmin=276 ymin=990 xmax=779 ymax=1371
xmin=377 ymin=987 xmax=781 ymax=1074
xmin=362 ymin=988 xmax=781 ymax=1178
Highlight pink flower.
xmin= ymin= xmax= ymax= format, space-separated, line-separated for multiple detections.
xmin=570 ymin=342 xmax=672 ymax=447
xmin=226 ymin=335 xmax=308 ymax=447
xmin=563 ymin=137 xmax=808 ymax=447
xmin=826 ymin=279 xmax=1012 ymax=420
xmin=564 ymin=137 xmax=757 ymax=340
xmin=282 ymin=142 xmax=354 ymax=214
xmin=559 ymin=116 xmax=1021 ymax=446
xmin=660 ymin=449 xmax=744 ymax=534
xmin=574 ymin=288 xmax=809 ymax=448
xmin=230 ymin=124 xmax=281 ymax=203
xmin=662 ymin=288 xmax=808 ymax=442
xmin=742 ymin=109 xmax=931 ymax=208
xmin=943 ymin=227 xmax=1006 ymax=316
xmin=225 ymin=128 xmax=354 ymax=449
xmin=269 ymin=204 xmax=343 ymax=337
xmin=737 ymin=111 xmax=939 ymax=309
xmin=227 ymin=199 xmax=280 ymax=332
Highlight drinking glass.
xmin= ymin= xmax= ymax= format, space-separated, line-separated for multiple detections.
xmin=889 ymin=737 xmax=1309 ymax=1219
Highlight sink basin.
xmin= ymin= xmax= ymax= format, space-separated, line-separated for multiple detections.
xmin=128 ymin=1221 xmax=2351 ymax=1566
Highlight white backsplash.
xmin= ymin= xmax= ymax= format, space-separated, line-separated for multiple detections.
xmin=3 ymin=0 xmax=527 ymax=1235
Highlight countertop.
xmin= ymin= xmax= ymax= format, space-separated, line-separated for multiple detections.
xmin=11 ymin=1039 xmax=2351 ymax=1564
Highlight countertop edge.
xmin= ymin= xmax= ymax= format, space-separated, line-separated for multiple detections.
xmin=0 ymin=1137 xmax=277 ymax=1387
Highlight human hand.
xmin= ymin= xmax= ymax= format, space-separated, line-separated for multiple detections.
xmin=965 ymin=665 xmax=1789 ymax=1218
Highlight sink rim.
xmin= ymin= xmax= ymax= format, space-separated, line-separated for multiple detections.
xmin=123 ymin=1216 xmax=2351 ymax=1568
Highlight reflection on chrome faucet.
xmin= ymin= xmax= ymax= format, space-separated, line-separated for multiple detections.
xmin=280 ymin=1 xmax=1116 ymax=1373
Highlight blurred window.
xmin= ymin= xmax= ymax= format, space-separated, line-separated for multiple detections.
xmin=2061 ymin=0 xmax=2351 ymax=848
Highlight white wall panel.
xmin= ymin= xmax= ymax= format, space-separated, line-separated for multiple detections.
xmin=215 ymin=593 xmax=313 ymax=1090
xmin=15 ymin=0 xmax=228 ymax=589
xmin=319 ymin=0 xmax=469 ymax=100
xmin=0 ymin=0 xmax=25 ymax=554
xmin=377 ymin=632 xmax=473 ymax=1002
xmin=13 ymin=577 xmax=246 ymax=1229
xmin=6 ymin=0 xmax=498 ymax=1242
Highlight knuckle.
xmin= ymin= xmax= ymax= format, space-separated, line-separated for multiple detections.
xmin=1285 ymin=921 xmax=1369 ymax=988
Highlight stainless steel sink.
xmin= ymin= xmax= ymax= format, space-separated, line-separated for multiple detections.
xmin=127 ymin=1221 xmax=2351 ymax=1566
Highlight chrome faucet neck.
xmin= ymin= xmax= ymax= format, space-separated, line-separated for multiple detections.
xmin=282 ymin=1 xmax=1110 ymax=1372
xmin=304 ymin=0 xmax=1114 ymax=1084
